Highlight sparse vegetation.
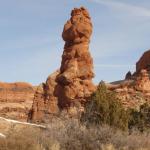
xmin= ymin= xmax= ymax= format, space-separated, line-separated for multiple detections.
xmin=0 ymin=81 xmax=150 ymax=150
xmin=82 ymin=81 xmax=150 ymax=132
xmin=0 ymin=117 xmax=150 ymax=150
xmin=81 ymin=81 xmax=129 ymax=131
xmin=129 ymin=103 xmax=150 ymax=132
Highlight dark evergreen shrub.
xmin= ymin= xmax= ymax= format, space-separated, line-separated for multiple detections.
xmin=129 ymin=103 xmax=150 ymax=132
xmin=81 ymin=81 xmax=129 ymax=131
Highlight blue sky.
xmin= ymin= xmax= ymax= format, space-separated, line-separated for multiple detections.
xmin=0 ymin=0 xmax=150 ymax=85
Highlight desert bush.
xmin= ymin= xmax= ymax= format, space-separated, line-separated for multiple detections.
xmin=81 ymin=81 xmax=129 ymax=131
xmin=45 ymin=115 xmax=150 ymax=150
xmin=0 ymin=117 xmax=150 ymax=150
xmin=81 ymin=81 xmax=150 ymax=132
xmin=0 ymin=125 xmax=62 ymax=150
xmin=129 ymin=103 xmax=150 ymax=132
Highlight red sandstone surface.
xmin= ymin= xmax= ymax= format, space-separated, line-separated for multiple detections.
xmin=31 ymin=7 xmax=96 ymax=122
xmin=107 ymin=69 xmax=150 ymax=109
xmin=0 ymin=82 xmax=36 ymax=121
xmin=136 ymin=49 xmax=150 ymax=73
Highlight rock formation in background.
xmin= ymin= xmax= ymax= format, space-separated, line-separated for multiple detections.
xmin=106 ymin=50 xmax=150 ymax=109
xmin=31 ymin=7 xmax=96 ymax=122
xmin=134 ymin=69 xmax=150 ymax=92
xmin=125 ymin=71 xmax=132 ymax=80
xmin=136 ymin=49 xmax=150 ymax=73
xmin=0 ymin=82 xmax=35 ymax=121
xmin=31 ymin=71 xmax=60 ymax=122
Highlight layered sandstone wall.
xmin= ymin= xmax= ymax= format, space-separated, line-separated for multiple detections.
xmin=106 ymin=49 xmax=150 ymax=109
xmin=0 ymin=82 xmax=35 ymax=121
xmin=107 ymin=69 xmax=150 ymax=109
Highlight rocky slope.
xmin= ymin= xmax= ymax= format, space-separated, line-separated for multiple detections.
xmin=107 ymin=68 xmax=150 ymax=109
xmin=31 ymin=7 xmax=96 ymax=122
xmin=0 ymin=82 xmax=36 ymax=121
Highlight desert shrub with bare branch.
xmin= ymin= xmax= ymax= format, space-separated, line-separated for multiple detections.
xmin=0 ymin=116 xmax=150 ymax=150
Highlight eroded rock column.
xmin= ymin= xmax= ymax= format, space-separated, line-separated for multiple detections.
xmin=30 ymin=7 xmax=95 ymax=122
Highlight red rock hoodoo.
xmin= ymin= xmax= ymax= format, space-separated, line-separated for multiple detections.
xmin=31 ymin=7 xmax=96 ymax=122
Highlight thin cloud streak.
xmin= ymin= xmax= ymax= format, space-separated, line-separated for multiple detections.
xmin=95 ymin=64 xmax=135 ymax=68
xmin=89 ymin=0 xmax=150 ymax=17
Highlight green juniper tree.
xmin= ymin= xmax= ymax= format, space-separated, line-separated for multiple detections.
xmin=82 ymin=81 xmax=129 ymax=131
xmin=129 ymin=103 xmax=150 ymax=132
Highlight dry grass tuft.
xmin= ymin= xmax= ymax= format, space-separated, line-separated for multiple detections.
xmin=0 ymin=116 xmax=150 ymax=150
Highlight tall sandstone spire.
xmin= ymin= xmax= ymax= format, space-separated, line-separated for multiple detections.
xmin=30 ymin=7 xmax=95 ymax=122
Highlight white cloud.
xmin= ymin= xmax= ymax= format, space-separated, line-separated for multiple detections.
xmin=89 ymin=0 xmax=150 ymax=17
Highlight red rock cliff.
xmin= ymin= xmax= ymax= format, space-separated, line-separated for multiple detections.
xmin=136 ymin=49 xmax=150 ymax=73
xmin=0 ymin=82 xmax=35 ymax=121
xmin=103 ymin=48 xmax=150 ymax=109
xmin=31 ymin=7 xmax=96 ymax=122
